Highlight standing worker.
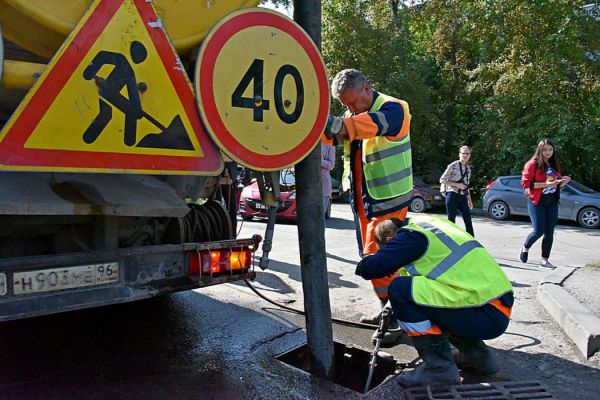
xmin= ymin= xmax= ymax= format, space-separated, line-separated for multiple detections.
xmin=440 ymin=145 xmax=474 ymax=236
xmin=356 ymin=216 xmax=513 ymax=387
xmin=324 ymin=69 xmax=413 ymax=345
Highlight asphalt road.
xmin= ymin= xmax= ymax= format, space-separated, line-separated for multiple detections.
xmin=0 ymin=204 xmax=599 ymax=399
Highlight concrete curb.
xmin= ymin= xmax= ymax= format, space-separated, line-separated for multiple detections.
xmin=537 ymin=266 xmax=600 ymax=358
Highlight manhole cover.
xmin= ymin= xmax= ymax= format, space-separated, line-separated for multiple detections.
xmin=404 ymin=380 xmax=554 ymax=399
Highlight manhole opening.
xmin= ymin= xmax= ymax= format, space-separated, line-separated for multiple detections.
xmin=276 ymin=341 xmax=399 ymax=393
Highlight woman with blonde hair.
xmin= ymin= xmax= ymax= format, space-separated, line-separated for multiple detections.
xmin=440 ymin=145 xmax=474 ymax=236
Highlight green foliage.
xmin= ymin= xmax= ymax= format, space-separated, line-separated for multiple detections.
xmin=323 ymin=0 xmax=447 ymax=180
xmin=586 ymin=261 xmax=600 ymax=269
xmin=261 ymin=0 xmax=292 ymax=7
xmin=322 ymin=0 xmax=600 ymax=195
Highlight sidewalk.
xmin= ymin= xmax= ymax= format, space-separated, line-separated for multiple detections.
xmin=450 ymin=210 xmax=600 ymax=360
xmin=539 ymin=264 xmax=600 ymax=359
xmin=562 ymin=265 xmax=600 ymax=320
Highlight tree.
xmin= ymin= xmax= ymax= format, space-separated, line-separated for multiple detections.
xmin=414 ymin=0 xmax=600 ymax=188
xmin=318 ymin=0 xmax=599 ymax=190
xmin=322 ymin=0 xmax=447 ymax=180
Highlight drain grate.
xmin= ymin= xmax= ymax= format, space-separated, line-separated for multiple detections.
xmin=403 ymin=380 xmax=554 ymax=399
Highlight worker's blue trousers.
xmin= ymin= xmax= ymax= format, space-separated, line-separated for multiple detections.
xmin=388 ymin=276 xmax=512 ymax=340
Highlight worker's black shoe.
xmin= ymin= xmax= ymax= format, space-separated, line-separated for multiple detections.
xmin=396 ymin=334 xmax=461 ymax=388
xmin=449 ymin=336 xmax=499 ymax=376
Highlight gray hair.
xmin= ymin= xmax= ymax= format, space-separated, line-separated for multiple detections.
xmin=331 ymin=69 xmax=368 ymax=99
xmin=374 ymin=218 xmax=404 ymax=247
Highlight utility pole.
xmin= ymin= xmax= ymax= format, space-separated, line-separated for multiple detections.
xmin=293 ymin=0 xmax=335 ymax=380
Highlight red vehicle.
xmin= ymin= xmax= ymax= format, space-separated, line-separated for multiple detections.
xmin=410 ymin=176 xmax=445 ymax=213
xmin=239 ymin=169 xmax=298 ymax=221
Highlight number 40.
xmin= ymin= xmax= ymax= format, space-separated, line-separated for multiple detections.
xmin=231 ymin=59 xmax=304 ymax=124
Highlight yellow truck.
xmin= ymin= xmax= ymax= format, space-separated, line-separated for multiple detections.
xmin=0 ymin=0 xmax=328 ymax=321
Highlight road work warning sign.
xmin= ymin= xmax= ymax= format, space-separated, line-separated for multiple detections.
xmin=0 ymin=0 xmax=222 ymax=175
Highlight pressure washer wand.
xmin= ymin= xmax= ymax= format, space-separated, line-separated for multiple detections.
xmin=364 ymin=305 xmax=392 ymax=393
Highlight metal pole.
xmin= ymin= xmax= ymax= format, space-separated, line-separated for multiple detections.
xmin=292 ymin=0 xmax=335 ymax=380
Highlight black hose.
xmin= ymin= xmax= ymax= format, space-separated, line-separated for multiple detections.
xmin=244 ymin=279 xmax=378 ymax=330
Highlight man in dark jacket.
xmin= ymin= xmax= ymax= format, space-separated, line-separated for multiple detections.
xmin=356 ymin=216 xmax=514 ymax=387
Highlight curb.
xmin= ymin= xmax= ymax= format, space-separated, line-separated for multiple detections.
xmin=537 ymin=266 xmax=600 ymax=358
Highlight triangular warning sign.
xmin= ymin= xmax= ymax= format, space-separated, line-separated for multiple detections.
xmin=0 ymin=0 xmax=222 ymax=175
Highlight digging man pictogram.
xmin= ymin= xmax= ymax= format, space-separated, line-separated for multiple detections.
xmin=82 ymin=40 xmax=193 ymax=150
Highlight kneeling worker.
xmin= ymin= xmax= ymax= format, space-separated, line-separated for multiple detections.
xmin=356 ymin=216 xmax=513 ymax=387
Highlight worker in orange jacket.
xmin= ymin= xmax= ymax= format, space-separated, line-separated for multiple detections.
xmin=325 ymin=69 xmax=413 ymax=345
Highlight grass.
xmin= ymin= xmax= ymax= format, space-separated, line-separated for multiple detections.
xmin=585 ymin=261 xmax=600 ymax=269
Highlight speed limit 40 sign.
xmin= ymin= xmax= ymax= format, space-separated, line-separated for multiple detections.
xmin=194 ymin=8 xmax=330 ymax=171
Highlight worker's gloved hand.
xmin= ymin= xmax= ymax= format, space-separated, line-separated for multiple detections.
xmin=324 ymin=115 xmax=343 ymax=139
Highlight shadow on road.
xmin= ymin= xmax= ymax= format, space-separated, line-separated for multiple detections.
xmin=257 ymin=258 xmax=359 ymax=290
xmin=324 ymin=217 xmax=355 ymax=231
xmin=1 ymin=293 xmax=599 ymax=399
xmin=498 ymin=261 xmax=540 ymax=271
xmin=326 ymin=252 xmax=359 ymax=266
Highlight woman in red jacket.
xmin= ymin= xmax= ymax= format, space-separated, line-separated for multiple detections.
xmin=520 ymin=139 xmax=571 ymax=268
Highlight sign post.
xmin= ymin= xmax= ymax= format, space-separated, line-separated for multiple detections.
xmin=293 ymin=0 xmax=335 ymax=380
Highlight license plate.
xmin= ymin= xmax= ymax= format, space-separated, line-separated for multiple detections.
xmin=254 ymin=202 xmax=268 ymax=210
xmin=0 ymin=273 xmax=6 ymax=296
xmin=13 ymin=262 xmax=119 ymax=295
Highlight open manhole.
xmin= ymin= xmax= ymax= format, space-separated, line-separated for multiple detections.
xmin=276 ymin=341 xmax=403 ymax=393
xmin=277 ymin=342 xmax=555 ymax=398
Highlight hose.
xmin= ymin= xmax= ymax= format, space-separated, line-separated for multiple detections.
xmin=243 ymin=278 xmax=422 ymax=374
xmin=243 ymin=279 xmax=379 ymax=330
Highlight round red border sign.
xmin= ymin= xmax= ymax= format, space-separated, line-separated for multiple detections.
xmin=194 ymin=8 xmax=330 ymax=171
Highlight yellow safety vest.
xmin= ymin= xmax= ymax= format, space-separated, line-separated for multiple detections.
xmin=361 ymin=94 xmax=413 ymax=209
xmin=400 ymin=216 xmax=513 ymax=308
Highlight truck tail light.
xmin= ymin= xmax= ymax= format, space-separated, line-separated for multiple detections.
xmin=188 ymin=237 xmax=260 ymax=276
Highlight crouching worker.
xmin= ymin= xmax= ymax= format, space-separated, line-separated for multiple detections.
xmin=355 ymin=216 xmax=513 ymax=387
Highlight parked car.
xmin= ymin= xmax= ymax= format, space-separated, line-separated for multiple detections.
xmin=239 ymin=169 xmax=298 ymax=221
xmin=482 ymin=175 xmax=600 ymax=229
xmin=330 ymin=175 xmax=443 ymax=212
xmin=411 ymin=176 xmax=445 ymax=213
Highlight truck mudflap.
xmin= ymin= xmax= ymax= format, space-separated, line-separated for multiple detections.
xmin=0 ymin=236 xmax=260 ymax=322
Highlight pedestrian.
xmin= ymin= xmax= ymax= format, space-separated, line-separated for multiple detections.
xmin=356 ymin=216 xmax=514 ymax=387
xmin=440 ymin=145 xmax=474 ymax=236
xmin=519 ymin=138 xmax=571 ymax=268
xmin=324 ymin=69 xmax=413 ymax=345
xmin=321 ymin=134 xmax=336 ymax=220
